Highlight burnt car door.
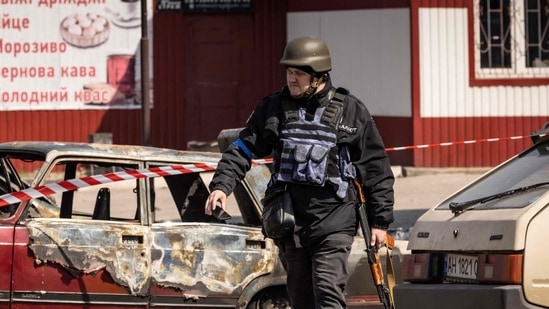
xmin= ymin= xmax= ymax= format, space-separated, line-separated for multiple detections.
xmin=11 ymin=159 xmax=151 ymax=308
xmin=0 ymin=155 xmax=28 ymax=308
xmin=146 ymin=164 xmax=279 ymax=307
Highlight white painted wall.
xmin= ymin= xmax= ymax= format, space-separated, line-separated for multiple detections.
xmin=287 ymin=9 xmax=411 ymax=117
xmin=419 ymin=8 xmax=549 ymax=117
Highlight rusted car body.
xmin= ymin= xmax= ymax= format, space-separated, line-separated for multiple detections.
xmin=0 ymin=141 xmax=402 ymax=308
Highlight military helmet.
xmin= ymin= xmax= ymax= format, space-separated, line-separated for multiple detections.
xmin=280 ymin=36 xmax=332 ymax=73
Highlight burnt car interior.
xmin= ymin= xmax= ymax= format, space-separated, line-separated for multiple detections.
xmin=162 ymin=172 xmax=229 ymax=223
xmin=0 ymin=154 xmax=40 ymax=218
xmin=92 ymin=187 xmax=110 ymax=220
xmin=0 ymin=156 xmax=250 ymax=226
xmin=0 ymin=151 xmax=267 ymax=230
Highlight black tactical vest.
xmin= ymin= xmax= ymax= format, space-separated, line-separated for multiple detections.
xmin=274 ymin=88 xmax=355 ymax=199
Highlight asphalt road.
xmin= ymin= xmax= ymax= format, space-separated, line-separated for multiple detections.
xmin=391 ymin=168 xmax=488 ymax=237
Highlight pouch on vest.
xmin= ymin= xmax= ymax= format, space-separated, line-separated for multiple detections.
xmin=279 ymin=140 xmax=330 ymax=186
xmin=307 ymin=144 xmax=329 ymax=185
xmin=339 ymin=146 xmax=356 ymax=181
xmin=261 ymin=185 xmax=295 ymax=239
xmin=293 ymin=143 xmax=310 ymax=183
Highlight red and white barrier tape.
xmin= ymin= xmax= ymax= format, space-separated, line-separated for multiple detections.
xmin=0 ymin=160 xmax=277 ymax=207
xmin=252 ymin=158 xmax=273 ymax=165
xmin=385 ymin=134 xmax=545 ymax=152
xmin=0 ymin=133 xmax=545 ymax=207
xmin=0 ymin=163 xmax=218 ymax=207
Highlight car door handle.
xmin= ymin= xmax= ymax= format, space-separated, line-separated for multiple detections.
xmin=246 ymin=239 xmax=265 ymax=249
xmin=122 ymin=235 xmax=144 ymax=244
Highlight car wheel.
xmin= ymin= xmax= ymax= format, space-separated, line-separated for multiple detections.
xmin=248 ymin=287 xmax=291 ymax=309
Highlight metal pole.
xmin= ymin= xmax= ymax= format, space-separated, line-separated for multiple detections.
xmin=140 ymin=0 xmax=151 ymax=146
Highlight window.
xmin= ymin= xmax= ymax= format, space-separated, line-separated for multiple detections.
xmin=478 ymin=0 xmax=512 ymax=68
xmin=473 ymin=0 xmax=549 ymax=82
xmin=150 ymin=169 xmax=243 ymax=224
xmin=437 ymin=139 xmax=549 ymax=210
xmin=28 ymin=161 xmax=141 ymax=222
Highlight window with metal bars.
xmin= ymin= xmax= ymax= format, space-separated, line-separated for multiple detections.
xmin=525 ymin=0 xmax=549 ymax=67
xmin=479 ymin=0 xmax=512 ymax=68
xmin=474 ymin=0 xmax=549 ymax=81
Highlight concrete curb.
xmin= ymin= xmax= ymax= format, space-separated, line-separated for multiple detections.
xmin=391 ymin=166 xmax=404 ymax=178
xmin=391 ymin=166 xmax=490 ymax=178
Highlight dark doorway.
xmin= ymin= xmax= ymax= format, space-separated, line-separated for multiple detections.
xmin=182 ymin=14 xmax=254 ymax=144
xmin=152 ymin=1 xmax=286 ymax=150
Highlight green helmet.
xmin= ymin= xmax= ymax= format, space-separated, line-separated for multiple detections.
xmin=280 ymin=36 xmax=332 ymax=74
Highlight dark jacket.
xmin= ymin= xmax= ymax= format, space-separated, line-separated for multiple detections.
xmin=209 ymin=78 xmax=394 ymax=241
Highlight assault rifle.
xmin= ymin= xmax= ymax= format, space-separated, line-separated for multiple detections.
xmin=353 ymin=179 xmax=395 ymax=309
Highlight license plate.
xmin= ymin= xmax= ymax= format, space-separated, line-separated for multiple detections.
xmin=445 ymin=253 xmax=478 ymax=280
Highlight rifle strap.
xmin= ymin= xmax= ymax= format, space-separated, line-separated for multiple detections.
xmin=386 ymin=247 xmax=396 ymax=307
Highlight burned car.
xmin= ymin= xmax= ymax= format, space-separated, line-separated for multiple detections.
xmin=394 ymin=126 xmax=549 ymax=309
xmin=0 ymin=141 xmax=403 ymax=308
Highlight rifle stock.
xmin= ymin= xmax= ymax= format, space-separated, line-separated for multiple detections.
xmin=353 ymin=179 xmax=395 ymax=309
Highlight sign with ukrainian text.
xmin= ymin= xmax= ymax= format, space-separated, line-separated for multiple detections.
xmin=0 ymin=0 xmax=153 ymax=110
xmin=180 ymin=0 xmax=251 ymax=13
xmin=155 ymin=0 xmax=181 ymax=11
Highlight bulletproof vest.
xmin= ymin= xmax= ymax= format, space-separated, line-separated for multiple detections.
xmin=274 ymin=87 xmax=355 ymax=199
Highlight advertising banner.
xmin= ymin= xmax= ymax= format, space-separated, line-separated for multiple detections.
xmin=0 ymin=0 xmax=153 ymax=110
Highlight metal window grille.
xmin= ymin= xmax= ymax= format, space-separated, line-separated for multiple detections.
xmin=479 ymin=0 xmax=512 ymax=68
xmin=525 ymin=0 xmax=549 ymax=67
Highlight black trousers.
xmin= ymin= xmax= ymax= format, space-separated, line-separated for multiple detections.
xmin=276 ymin=233 xmax=354 ymax=309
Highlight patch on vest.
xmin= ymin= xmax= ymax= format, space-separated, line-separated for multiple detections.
xmin=338 ymin=124 xmax=357 ymax=134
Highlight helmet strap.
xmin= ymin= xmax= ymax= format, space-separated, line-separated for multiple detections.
xmin=302 ymin=74 xmax=325 ymax=98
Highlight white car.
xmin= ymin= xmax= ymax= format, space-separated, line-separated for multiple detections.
xmin=394 ymin=125 xmax=549 ymax=309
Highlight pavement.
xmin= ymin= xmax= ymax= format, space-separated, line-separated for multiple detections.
xmin=390 ymin=166 xmax=489 ymax=238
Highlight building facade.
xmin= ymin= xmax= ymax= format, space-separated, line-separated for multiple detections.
xmin=1 ymin=0 xmax=547 ymax=168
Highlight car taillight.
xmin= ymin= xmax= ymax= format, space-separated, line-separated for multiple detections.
xmin=402 ymin=252 xmax=523 ymax=284
xmin=477 ymin=253 xmax=523 ymax=284
xmin=401 ymin=253 xmax=445 ymax=282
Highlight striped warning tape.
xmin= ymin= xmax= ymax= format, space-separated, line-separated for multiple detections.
xmin=385 ymin=134 xmax=545 ymax=152
xmin=0 ymin=132 xmax=546 ymax=207
xmin=252 ymin=158 xmax=273 ymax=165
xmin=0 ymin=163 xmax=218 ymax=207
xmin=0 ymin=159 xmax=279 ymax=207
